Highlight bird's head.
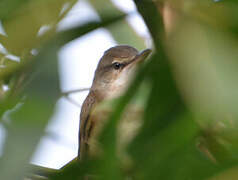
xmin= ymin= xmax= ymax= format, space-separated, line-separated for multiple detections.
xmin=91 ymin=45 xmax=151 ymax=100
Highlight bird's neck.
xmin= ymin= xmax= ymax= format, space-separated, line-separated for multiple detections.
xmin=90 ymin=81 xmax=126 ymax=102
xmin=88 ymin=89 xmax=106 ymax=103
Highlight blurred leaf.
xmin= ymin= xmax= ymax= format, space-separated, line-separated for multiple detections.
xmin=208 ymin=166 xmax=238 ymax=180
xmin=1 ymin=0 xmax=76 ymax=55
xmin=134 ymin=0 xmax=165 ymax=50
xmin=131 ymin=0 xmax=238 ymax=179
xmin=0 ymin=0 xmax=31 ymax=20
xmin=89 ymin=0 xmax=147 ymax=50
xmin=26 ymin=164 xmax=59 ymax=179
xmin=50 ymin=13 xmax=126 ymax=48
xmin=50 ymin=158 xmax=99 ymax=180
xmin=0 ymin=41 xmax=60 ymax=180
xmin=167 ymin=16 xmax=238 ymax=119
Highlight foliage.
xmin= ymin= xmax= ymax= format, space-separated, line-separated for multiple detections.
xmin=0 ymin=0 xmax=238 ymax=179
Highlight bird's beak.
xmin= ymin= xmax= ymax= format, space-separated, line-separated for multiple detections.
xmin=124 ymin=49 xmax=151 ymax=71
xmin=132 ymin=48 xmax=152 ymax=64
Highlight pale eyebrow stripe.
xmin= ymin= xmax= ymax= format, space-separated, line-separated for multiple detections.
xmin=99 ymin=55 xmax=137 ymax=71
xmin=112 ymin=55 xmax=136 ymax=64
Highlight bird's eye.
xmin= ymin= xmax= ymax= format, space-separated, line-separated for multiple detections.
xmin=112 ymin=62 xmax=123 ymax=70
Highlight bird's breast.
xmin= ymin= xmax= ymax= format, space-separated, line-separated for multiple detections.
xmin=86 ymin=99 xmax=144 ymax=158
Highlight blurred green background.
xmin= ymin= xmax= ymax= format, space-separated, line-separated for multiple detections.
xmin=1 ymin=0 xmax=238 ymax=179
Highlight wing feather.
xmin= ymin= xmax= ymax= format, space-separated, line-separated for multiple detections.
xmin=78 ymin=91 xmax=97 ymax=159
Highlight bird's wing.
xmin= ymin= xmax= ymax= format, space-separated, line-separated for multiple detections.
xmin=78 ymin=91 xmax=97 ymax=159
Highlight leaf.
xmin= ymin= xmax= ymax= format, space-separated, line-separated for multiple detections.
xmin=89 ymin=0 xmax=147 ymax=50
xmin=0 ymin=41 xmax=60 ymax=180
xmin=0 ymin=0 xmax=31 ymax=20
xmin=134 ymin=0 xmax=165 ymax=50
xmin=1 ymin=0 xmax=77 ymax=55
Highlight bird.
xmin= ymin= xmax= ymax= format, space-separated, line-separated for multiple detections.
xmin=78 ymin=45 xmax=151 ymax=160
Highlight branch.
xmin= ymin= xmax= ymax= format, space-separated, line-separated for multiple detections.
xmin=64 ymin=95 xmax=82 ymax=107
xmin=61 ymin=88 xmax=90 ymax=96
xmin=60 ymin=88 xmax=90 ymax=107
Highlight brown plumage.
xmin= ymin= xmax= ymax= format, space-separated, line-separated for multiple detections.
xmin=78 ymin=45 xmax=151 ymax=159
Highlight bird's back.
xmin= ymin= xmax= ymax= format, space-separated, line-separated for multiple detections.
xmin=79 ymin=91 xmax=98 ymax=159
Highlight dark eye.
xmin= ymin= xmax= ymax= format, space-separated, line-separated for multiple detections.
xmin=112 ymin=62 xmax=123 ymax=70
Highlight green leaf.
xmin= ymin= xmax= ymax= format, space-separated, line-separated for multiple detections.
xmin=1 ymin=0 xmax=76 ymax=55
xmin=89 ymin=0 xmax=146 ymax=50
xmin=0 ymin=41 xmax=60 ymax=180
xmin=0 ymin=0 xmax=31 ymax=20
